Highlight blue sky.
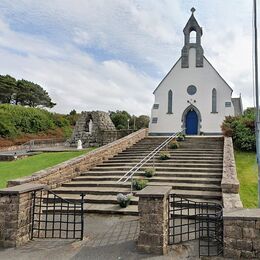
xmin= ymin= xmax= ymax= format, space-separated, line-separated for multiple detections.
xmin=0 ymin=0 xmax=255 ymax=115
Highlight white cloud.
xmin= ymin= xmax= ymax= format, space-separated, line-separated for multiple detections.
xmin=0 ymin=0 xmax=256 ymax=115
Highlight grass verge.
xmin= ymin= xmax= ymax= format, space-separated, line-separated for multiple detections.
xmin=234 ymin=150 xmax=257 ymax=208
xmin=0 ymin=149 xmax=95 ymax=188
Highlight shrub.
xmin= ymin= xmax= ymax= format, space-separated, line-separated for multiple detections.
xmin=169 ymin=140 xmax=180 ymax=149
xmin=132 ymin=179 xmax=148 ymax=190
xmin=159 ymin=151 xmax=171 ymax=160
xmin=142 ymin=167 xmax=155 ymax=178
xmin=116 ymin=193 xmax=131 ymax=208
xmin=176 ymin=133 xmax=185 ymax=141
xmin=221 ymin=108 xmax=256 ymax=151
xmin=0 ymin=104 xmax=72 ymax=138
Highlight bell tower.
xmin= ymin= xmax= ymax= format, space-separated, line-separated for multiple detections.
xmin=181 ymin=8 xmax=204 ymax=68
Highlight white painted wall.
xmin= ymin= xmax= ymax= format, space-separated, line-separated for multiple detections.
xmin=149 ymin=48 xmax=234 ymax=135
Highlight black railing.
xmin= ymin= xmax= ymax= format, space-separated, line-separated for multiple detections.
xmin=168 ymin=194 xmax=223 ymax=257
xmin=31 ymin=189 xmax=85 ymax=240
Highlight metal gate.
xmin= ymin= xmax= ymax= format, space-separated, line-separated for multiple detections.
xmin=168 ymin=194 xmax=223 ymax=257
xmin=31 ymin=189 xmax=85 ymax=240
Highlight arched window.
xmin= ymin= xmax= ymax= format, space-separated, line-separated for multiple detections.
xmin=167 ymin=90 xmax=173 ymax=114
xmin=212 ymin=88 xmax=217 ymax=113
xmin=189 ymin=30 xmax=196 ymax=43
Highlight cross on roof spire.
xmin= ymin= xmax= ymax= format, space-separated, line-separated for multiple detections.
xmin=191 ymin=7 xmax=196 ymax=14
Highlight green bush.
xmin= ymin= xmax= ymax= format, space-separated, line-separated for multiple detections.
xmin=169 ymin=140 xmax=180 ymax=149
xmin=132 ymin=179 xmax=148 ymax=190
xmin=221 ymin=108 xmax=256 ymax=151
xmin=159 ymin=151 xmax=171 ymax=160
xmin=176 ymin=133 xmax=185 ymax=141
xmin=142 ymin=167 xmax=155 ymax=178
xmin=0 ymin=104 xmax=72 ymax=138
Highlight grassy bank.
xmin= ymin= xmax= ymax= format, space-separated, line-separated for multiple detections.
xmin=234 ymin=151 xmax=257 ymax=208
xmin=0 ymin=149 xmax=94 ymax=188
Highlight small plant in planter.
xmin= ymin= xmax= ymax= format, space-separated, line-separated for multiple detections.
xmin=169 ymin=140 xmax=180 ymax=149
xmin=142 ymin=167 xmax=155 ymax=178
xmin=117 ymin=193 xmax=131 ymax=208
xmin=159 ymin=151 xmax=171 ymax=160
xmin=176 ymin=133 xmax=186 ymax=141
xmin=132 ymin=178 xmax=148 ymax=190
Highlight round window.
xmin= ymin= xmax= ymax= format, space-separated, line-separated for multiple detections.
xmin=187 ymin=85 xmax=197 ymax=95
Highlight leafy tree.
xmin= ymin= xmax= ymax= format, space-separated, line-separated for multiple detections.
xmin=0 ymin=75 xmax=17 ymax=104
xmin=135 ymin=115 xmax=150 ymax=129
xmin=15 ymin=79 xmax=56 ymax=108
xmin=110 ymin=110 xmax=131 ymax=130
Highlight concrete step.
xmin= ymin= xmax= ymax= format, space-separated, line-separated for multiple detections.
xmin=74 ymin=176 xmax=221 ymax=184
xmin=89 ymin=166 xmax=223 ymax=173
xmin=59 ymin=181 xmax=221 ymax=194
xmin=98 ymin=162 xmax=223 ymax=168
xmin=61 ymin=181 xmax=220 ymax=192
xmin=81 ymin=171 xmax=222 ymax=178
xmin=43 ymin=193 xmax=139 ymax=205
xmin=106 ymin=158 xmax=223 ymax=164
xmin=53 ymin=186 xmax=130 ymax=195
xmin=43 ymin=203 xmax=139 ymax=215
xmin=170 ymin=190 xmax=222 ymax=200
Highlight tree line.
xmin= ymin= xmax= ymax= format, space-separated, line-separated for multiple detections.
xmin=0 ymin=74 xmax=55 ymax=108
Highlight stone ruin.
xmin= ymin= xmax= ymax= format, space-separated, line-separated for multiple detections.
xmin=69 ymin=111 xmax=116 ymax=147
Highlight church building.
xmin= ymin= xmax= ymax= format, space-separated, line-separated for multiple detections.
xmin=149 ymin=8 xmax=243 ymax=136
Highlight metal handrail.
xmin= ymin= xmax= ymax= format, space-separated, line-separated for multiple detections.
xmin=117 ymin=129 xmax=185 ymax=187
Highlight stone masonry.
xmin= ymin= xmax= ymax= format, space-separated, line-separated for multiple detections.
xmin=137 ymin=186 xmax=172 ymax=255
xmin=69 ymin=111 xmax=116 ymax=147
xmin=7 ymin=129 xmax=148 ymax=189
xmin=221 ymin=137 xmax=243 ymax=208
xmin=0 ymin=183 xmax=45 ymax=247
xmin=224 ymin=208 xmax=260 ymax=259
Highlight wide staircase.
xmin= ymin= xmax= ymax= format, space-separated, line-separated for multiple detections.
xmin=50 ymin=136 xmax=224 ymax=215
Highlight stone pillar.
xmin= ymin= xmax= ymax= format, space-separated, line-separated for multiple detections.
xmin=136 ymin=185 xmax=172 ymax=255
xmin=0 ymin=183 xmax=45 ymax=247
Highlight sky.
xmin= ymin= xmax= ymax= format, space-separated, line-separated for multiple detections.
xmin=0 ymin=0 xmax=256 ymax=115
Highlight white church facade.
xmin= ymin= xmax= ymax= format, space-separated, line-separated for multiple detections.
xmin=149 ymin=8 xmax=242 ymax=136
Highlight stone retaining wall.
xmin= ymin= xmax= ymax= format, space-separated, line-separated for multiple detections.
xmin=221 ymin=137 xmax=243 ymax=208
xmin=224 ymin=208 xmax=260 ymax=258
xmin=8 ymin=129 xmax=148 ymax=188
xmin=0 ymin=184 xmax=45 ymax=247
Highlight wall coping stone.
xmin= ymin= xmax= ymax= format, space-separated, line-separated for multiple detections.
xmin=136 ymin=185 xmax=172 ymax=198
xmin=224 ymin=208 xmax=260 ymax=220
xmin=221 ymin=137 xmax=240 ymax=194
xmin=0 ymin=183 xmax=46 ymax=195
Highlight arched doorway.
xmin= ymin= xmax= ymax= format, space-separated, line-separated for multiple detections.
xmin=185 ymin=110 xmax=198 ymax=135
xmin=181 ymin=105 xmax=201 ymax=135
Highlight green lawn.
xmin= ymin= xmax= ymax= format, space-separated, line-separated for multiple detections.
xmin=235 ymin=151 xmax=258 ymax=208
xmin=0 ymin=149 xmax=95 ymax=188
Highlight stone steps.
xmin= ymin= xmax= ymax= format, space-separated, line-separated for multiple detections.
xmin=50 ymin=136 xmax=224 ymax=215
xmin=98 ymin=162 xmax=223 ymax=167
xmin=80 ymin=171 xmax=221 ymax=178
xmin=89 ymin=166 xmax=222 ymax=173
xmin=62 ymin=181 xmax=221 ymax=192
xmin=74 ymin=175 xmax=221 ymax=184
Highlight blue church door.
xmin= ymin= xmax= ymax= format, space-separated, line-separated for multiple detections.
xmin=185 ymin=110 xmax=198 ymax=135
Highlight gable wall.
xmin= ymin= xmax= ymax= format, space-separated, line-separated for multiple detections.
xmin=149 ymin=48 xmax=234 ymax=134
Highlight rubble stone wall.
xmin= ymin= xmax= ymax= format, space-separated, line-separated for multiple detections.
xmin=69 ymin=111 xmax=117 ymax=147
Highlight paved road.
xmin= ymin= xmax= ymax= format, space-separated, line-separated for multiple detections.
xmin=0 ymin=214 xmax=199 ymax=260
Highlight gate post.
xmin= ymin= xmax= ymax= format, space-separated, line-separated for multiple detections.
xmin=0 ymin=183 xmax=46 ymax=247
xmin=136 ymin=185 xmax=172 ymax=255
